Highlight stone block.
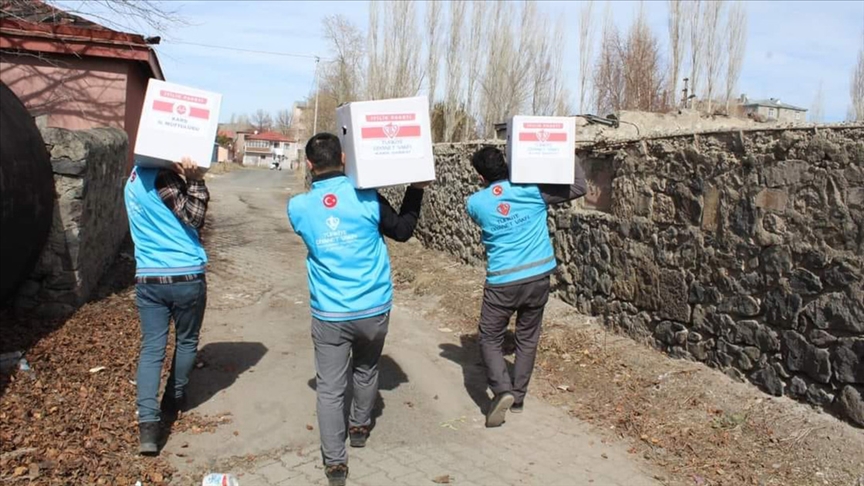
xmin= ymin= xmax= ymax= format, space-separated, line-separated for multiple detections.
xmin=833 ymin=339 xmax=864 ymax=384
xmin=848 ymin=187 xmax=864 ymax=208
xmin=838 ymin=386 xmax=864 ymax=427
xmin=800 ymin=291 xmax=864 ymax=333
xmin=750 ymin=364 xmax=784 ymax=396
xmin=652 ymin=194 xmax=676 ymax=225
xmin=788 ymin=268 xmax=823 ymax=295
xmin=783 ymin=330 xmax=832 ymax=384
xmin=718 ymin=295 xmax=760 ymax=317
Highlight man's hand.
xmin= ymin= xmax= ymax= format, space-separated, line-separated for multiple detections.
xmin=172 ymin=157 xmax=205 ymax=181
xmin=410 ymin=181 xmax=432 ymax=189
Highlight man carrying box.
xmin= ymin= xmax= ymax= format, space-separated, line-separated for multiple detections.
xmin=466 ymin=146 xmax=587 ymax=428
xmin=288 ymin=133 xmax=427 ymax=486
xmin=124 ymin=157 xmax=209 ymax=455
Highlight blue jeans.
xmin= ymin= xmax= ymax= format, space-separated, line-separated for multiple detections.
xmin=135 ymin=279 xmax=207 ymax=423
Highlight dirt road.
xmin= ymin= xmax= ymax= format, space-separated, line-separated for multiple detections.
xmin=164 ymin=168 xmax=660 ymax=485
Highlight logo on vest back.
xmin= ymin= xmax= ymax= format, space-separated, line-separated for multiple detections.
xmin=497 ymin=203 xmax=511 ymax=216
xmin=326 ymin=216 xmax=340 ymax=231
xmin=492 ymin=185 xmax=503 ymax=196
xmin=323 ymin=194 xmax=338 ymax=208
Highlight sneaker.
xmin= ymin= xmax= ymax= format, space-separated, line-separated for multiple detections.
xmin=349 ymin=425 xmax=370 ymax=448
xmin=485 ymin=392 xmax=515 ymax=428
xmin=510 ymin=401 xmax=524 ymax=414
xmin=139 ymin=421 xmax=161 ymax=456
xmin=325 ymin=464 xmax=349 ymax=486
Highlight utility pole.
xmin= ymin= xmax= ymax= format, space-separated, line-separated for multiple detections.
xmin=313 ymin=56 xmax=320 ymax=134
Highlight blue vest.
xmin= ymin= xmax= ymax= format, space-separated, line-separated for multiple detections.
xmin=124 ymin=167 xmax=207 ymax=277
xmin=467 ymin=181 xmax=557 ymax=286
xmin=288 ymin=175 xmax=392 ymax=322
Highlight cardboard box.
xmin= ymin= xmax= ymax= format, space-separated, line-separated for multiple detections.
xmin=336 ymin=96 xmax=435 ymax=189
xmin=506 ymin=116 xmax=575 ymax=184
xmin=134 ymin=79 xmax=222 ymax=170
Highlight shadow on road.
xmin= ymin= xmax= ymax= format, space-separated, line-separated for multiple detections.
xmin=306 ymin=354 xmax=408 ymax=427
xmin=186 ymin=341 xmax=268 ymax=410
xmin=439 ymin=332 xmax=517 ymax=415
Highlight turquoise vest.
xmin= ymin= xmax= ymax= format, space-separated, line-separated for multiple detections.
xmin=467 ymin=181 xmax=557 ymax=286
xmin=124 ymin=167 xmax=207 ymax=277
xmin=288 ymin=176 xmax=392 ymax=321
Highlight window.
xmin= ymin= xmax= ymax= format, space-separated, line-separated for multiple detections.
xmin=768 ymin=108 xmax=775 ymax=118
xmin=795 ymin=113 xmax=800 ymax=121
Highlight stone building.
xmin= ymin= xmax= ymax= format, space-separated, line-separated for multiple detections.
xmin=742 ymin=98 xmax=807 ymax=124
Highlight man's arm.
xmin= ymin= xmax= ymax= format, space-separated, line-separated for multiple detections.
xmin=539 ymin=158 xmax=588 ymax=205
xmin=155 ymin=170 xmax=210 ymax=229
xmin=378 ymin=186 xmax=424 ymax=242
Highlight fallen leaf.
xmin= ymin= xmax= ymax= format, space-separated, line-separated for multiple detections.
xmin=601 ymin=453 xmax=609 ymax=459
xmin=557 ymin=385 xmax=571 ymax=392
xmin=233 ymin=431 xmax=240 ymax=436
xmin=13 ymin=466 xmax=27 ymax=476
xmin=89 ymin=366 xmax=106 ymax=373
xmin=438 ymin=327 xmax=454 ymax=333
xmin=432 ymin=474 xmax=452 ymax=484
xmin=306 ymin=424 xmax=314 ymax=431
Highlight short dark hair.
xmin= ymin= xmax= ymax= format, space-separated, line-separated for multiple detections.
xmin=305 ymin=133 xmax=342 ymax=171
xmin=471 ymin=146 xmax=509 ymax=183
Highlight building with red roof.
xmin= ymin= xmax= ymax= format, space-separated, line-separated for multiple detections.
xmin=242 ymin=130 xmax=298 ymax=168
xmin=0 ymin=0 xmax=165 ymax=167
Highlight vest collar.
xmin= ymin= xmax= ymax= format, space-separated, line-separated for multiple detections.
xmin=312 ymin=171 xmax=346 ymax=183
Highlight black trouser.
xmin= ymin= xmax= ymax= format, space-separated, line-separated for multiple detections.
xmin=478 ymin=276 xmax=550 ymax=404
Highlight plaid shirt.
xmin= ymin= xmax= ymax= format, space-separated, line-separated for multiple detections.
xmin=154 ymin=170 xmax=210 ymax=229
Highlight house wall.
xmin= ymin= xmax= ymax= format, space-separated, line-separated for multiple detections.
xmin=0 ymin=52 xmax=128 ymax=132
xmin=124 ymin=62 xmax=150 ymax=172
xmin=748 ymin=105 xmax=805 ymax=124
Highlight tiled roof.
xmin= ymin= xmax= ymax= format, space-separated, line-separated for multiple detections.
xmin=0 ymin=0 xmax=113 ymax=31
xmin=246 ymin=131 xmax=294 ymax=142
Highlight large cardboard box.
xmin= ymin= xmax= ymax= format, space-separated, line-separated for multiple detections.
xmin=134 ymin=79 xmax=222 ymax=170
xmin=336 ymin=96 xmax=435 ymax=189
xmin=506 ymin=116 xmax=575 ymax=184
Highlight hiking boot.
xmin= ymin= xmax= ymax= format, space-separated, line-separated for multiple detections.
xmin=139 ymin=421 xmax=161 ymax=456
xmin=160 ymin=393 xmax=187 ymax=425
xmin=485 ymin=392 xmax=515 ymax=428
xmin=325 ymin=464 xmax=348 ymax=486
xmin=349 ymin=425 xmax=370 ymax=448
xmin=510 ymin=401 xmax=524 ymax=414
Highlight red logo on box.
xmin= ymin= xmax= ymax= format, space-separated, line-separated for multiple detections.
xmin=497 ymin=203 xmax=511 ymax=216
xmin=153 ymin=100 xmax=210 ymax=120
xmin=492 ymin=185 xmax=503 ymax=196
xmin=323 ymin=194 xmax=338 ymax=208
xmin=361 ymin=124 xmax=422 ymax=139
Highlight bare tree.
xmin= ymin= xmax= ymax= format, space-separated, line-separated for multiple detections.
xmin=852 ymin=34 xmax=864 ymax=121
xmin=425 ymin=0 xmax=443 ymax=108
xmin=3 ymin=0 xmax=185 ymax=35
xmin=463 ymin=0 xmax=485 ymax=140
xmin=275 ymin=109 xmax=294 ymax=135
xmin=668 ymin=0 xmax=685 ymax=108
xmin=593 ymin=4 xmax=624 ymax=115
xmin=367 ymin=0 xmax=381 ymax=99
xmin=251 ymin=109 xmax=273 ymax=132
xmin=370 ymin=0 xmax=423 ymax=99
xmin=703 ymin=0 xmax=725 ymax=113
xmin=321 ymin=14 xmax=365 ymax=104
xmin=724 ymin=1 xmax=747 ymax=114
xmin=444 ymin=0 xmax=467 ymax=141
xmin=685 ymin=0 xmax=704 ymax=107
xmin=810 ymin=81 xmax=825 ymax=123
xmin=578 ymin=0 xmax=595 ymax=113
xmin=623 ymin=5 xmax=667 ymax=112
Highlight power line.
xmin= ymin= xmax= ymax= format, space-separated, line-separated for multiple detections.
xmin=165 ymin=40 xmax=328 ymax=61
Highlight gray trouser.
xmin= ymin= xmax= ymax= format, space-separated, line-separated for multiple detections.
xmin=479 ymin=277 xmax=550 ymax=404
xmin=312 ymin=313 xmax=389 ymax=466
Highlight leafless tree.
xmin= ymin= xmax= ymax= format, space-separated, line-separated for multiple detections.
xmin=463 ymin=0 xmax=485 ymax=140
xmin=703 ymin=0 xmax=725 ymax=113
xmin=810 ymin=81 xmax=825 ymax=123
xmin=275 ymin=109 xmax=294 ymax=135
xmin=444 ymin=0 xmax=467 ymax=141
xmin=685 ymin=0 xmax=704 ymax=107
xmin=251 ymin=109 xmax=273 ymax=132
xmin=724 ymin=1 xmax=747 ymax=114
xmin=852 ymin=34 xmax=864 ymax=121
xmin=4 ymin=0 xmax=185 ymax=35
xmin=593 ymin=5 xmax=624 ymax=115
xmin=623 ymin=5 xmax=667 ymax=112
xmin=668 ymin=0 xmax=685 ymax=108
xmin=321 ymin=14 xmax=365 ymax=104
xmin=367 ymin=0 xmax=381 ymax=99
xmin=425 ymin=0 xmax=443 ymax=107
xmin=371 ymin=0 xmax=423 ymax=99
xmin=578 ymin=0 xmax=595 ymax=113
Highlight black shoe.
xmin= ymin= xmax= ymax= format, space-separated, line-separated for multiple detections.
xmin=160 ymin=394 xmax=186 ymax=425
xmin=485 ymin=392 xmax=515 ymax=428
xmin=349 ymin=425 xmax=370 ymax=448
xmin=139 ymin=421 xmax=161 ymax=456
xmin=511 ymin=401 xmax=524 ymax=414
xmin=325 ymin=464 xmax=348 ymax=486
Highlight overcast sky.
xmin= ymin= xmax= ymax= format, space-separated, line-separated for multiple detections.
xmin=57 ymin=0 xmax=863 ymax=123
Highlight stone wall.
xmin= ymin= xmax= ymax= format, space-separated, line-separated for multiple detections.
xmin=15 ymin=127 xmax=130 ymax=318
xmin=386 ymin=127 xmax=864 ymax=426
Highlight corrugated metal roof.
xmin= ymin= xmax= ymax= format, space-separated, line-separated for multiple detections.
xmin=743 ymin=99 xmax=807 ymax=112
